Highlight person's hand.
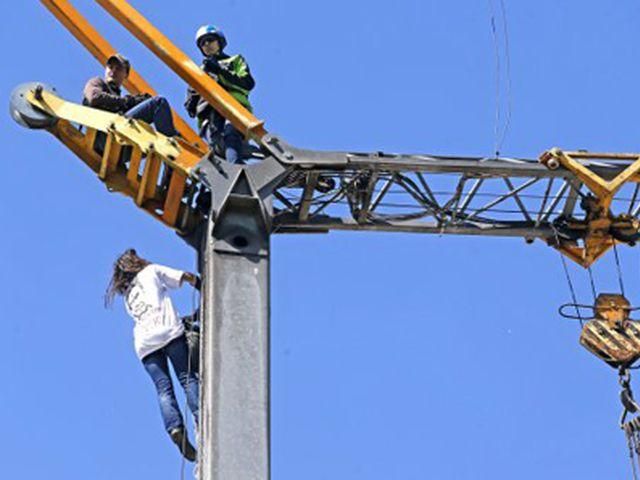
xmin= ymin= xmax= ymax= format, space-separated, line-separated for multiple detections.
xmin=132 ymin=93 xmax=152 ymax=104
xmin=124 ymin=93 xmax=152 ymax=111
xmin=185 ymin=89 xmax=200 ymax=118
xmin=123 ymin=94 xmax=139 ymax=110
xmin=203 ymin=57 xmax=221 ymax=74
xmin=182 ymin=272 xmax=201 ymax=290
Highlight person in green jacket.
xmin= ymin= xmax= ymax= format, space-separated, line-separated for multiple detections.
xmin=185 ymin=25 xmax=255 ymax=164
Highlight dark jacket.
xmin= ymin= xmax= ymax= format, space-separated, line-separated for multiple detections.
xmin=82 ymin=77 xmax=146 ymax=113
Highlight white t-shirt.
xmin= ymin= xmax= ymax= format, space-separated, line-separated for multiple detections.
xmin=124 ymin=264 xmax=186 ymax=360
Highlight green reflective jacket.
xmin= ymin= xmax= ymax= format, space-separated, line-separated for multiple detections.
xmin=185 ymin=53 xmax=256 ymax=126
xmin=217 ymin=55 xmax=253 ymax=111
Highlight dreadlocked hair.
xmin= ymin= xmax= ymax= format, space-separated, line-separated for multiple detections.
xmin=104 ymin=248 xmax=151 ymax=308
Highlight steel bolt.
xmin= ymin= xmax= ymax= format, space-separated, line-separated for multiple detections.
xmin=546 ymin=157 xmax=560 ymax=170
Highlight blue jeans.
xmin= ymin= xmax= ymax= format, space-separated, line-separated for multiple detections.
xmin=126 ymin=96 xmax=178 ymax=137
xmin=204 ymin=112 xmax=245 ymax=164
xmin=142 ymin=335 xmax=199 ymax=433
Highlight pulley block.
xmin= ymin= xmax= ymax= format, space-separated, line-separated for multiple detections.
xmin=579 ymin=294 xmax=640 ymax=368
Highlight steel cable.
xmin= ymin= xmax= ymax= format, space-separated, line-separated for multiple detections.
xmin=587 ymin=266 xmax=598 ymax=303
xmin=554 ymin=230 xmax=584 ymax=327
xmin=487 ymin=0 xmax=513 ymax=157
xmin=614 ymin=242 xmax=627 ymax=296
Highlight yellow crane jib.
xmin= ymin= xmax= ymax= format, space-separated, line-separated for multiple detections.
xmin=39 ymin=0 xmax=205 ymax=152
xmin=540 ymin=148 xmax=640 ymax=267
xmin=11 ymin=83 xmax=204 ymax=233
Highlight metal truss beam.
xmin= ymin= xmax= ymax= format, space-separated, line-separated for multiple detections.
xmin=262 ymin=147 xmax=640 ymax=248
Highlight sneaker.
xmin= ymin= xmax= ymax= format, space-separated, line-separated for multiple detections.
xmin=169 ymin=427 xmax=197 ymax=462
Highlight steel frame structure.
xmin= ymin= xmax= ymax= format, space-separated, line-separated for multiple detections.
xmin=271 ymin=149 xmax=592 ymax=238
xmin=10 ymin=1 xmax=640 ymax=479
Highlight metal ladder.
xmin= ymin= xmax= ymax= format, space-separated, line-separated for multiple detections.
xmin=26 ymin=85 xmax=205 ymax=232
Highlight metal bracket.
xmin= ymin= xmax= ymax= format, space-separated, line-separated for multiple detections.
xmin=541 ymin=148 xmax=640 ymax=266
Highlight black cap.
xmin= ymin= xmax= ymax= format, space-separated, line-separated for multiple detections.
xmin=106 ymin=53 xmax=131 ymax=74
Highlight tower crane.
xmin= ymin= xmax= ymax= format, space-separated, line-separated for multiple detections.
xmin=10 ymin=0 xmax=640 ymax=478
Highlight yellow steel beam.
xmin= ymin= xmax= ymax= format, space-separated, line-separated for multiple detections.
xmin=541 ymin=149 xmax=640 ymax=208
xmin=35 ymin=98 xmax=200 ymax=232
xmin=95 ymin=0 xmax=268 ymax=141
xmin=51 ymin=119 xmax=198 ymax=232
xmin=27 ymin=89 xmax=202 ymax=173
xmin=163 ymin=172 xmax=188 ymax=226
xmin=40 ymin=0 xmax=205 ymax=152
xmin=98 ymin=131 xmax=119 ymax=179
xmin=540 ymin=148 xmax=640 ymax=267
xmin=26 ymin=87 xmax=205 ymax=235
xmin=554 ymin=239 xmax=615 ymax=269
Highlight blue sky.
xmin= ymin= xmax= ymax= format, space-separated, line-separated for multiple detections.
xmin=3 ymin=1 xmax=640 ymax=479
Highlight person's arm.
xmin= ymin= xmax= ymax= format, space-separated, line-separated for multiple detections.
xmin=153 ymin=264 xmax=201 ymax=291
xmin=153 ymin=264 xmax=186 ymax=290
xmin=203 ymin=56 xmax=256 ymax=91
xmin=83 ymin=77 xmax=130 ymax=112
xmin=219 ymin=65 xmax=255 ymax=91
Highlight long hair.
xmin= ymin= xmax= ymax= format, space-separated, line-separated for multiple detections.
xmin=104 ymin=248 xmax=151 ymax=307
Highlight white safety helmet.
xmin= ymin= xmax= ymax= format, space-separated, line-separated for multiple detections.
xmin=195 ymin=25 xmax=227 ymax=54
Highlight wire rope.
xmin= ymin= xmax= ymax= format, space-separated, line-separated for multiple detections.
xmin=487 ymin=0 xmax=513 ymax=157
xmin=587 ymin=266 xmax=598 ymax=303
xmin=553 ymin=230 xmax=584 ymax=327
xmin=614 ymin=242 xmax=627 ymax=296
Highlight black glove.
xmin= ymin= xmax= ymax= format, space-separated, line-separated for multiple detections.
xmin=184 ymin=88 xmax=200 ymax=118
xmin=124 ymin=93 xmax=152 ymax=110
xmin=133 ymin=93 xmax=152 ymax=104
xmin=203 ymin=57 xmax=221 ymax=74
xmin=123 ymin=94 xmax=139 ymax=110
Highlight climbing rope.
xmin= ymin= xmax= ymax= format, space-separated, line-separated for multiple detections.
xmin=180 ymin=264 xmax=201 ymax=480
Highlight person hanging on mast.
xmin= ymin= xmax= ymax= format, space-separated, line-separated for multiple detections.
xmin=185 ymin=25 xmax=256 ymax=164
xmin=104 ymin=249 xmax=200 ymax=462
